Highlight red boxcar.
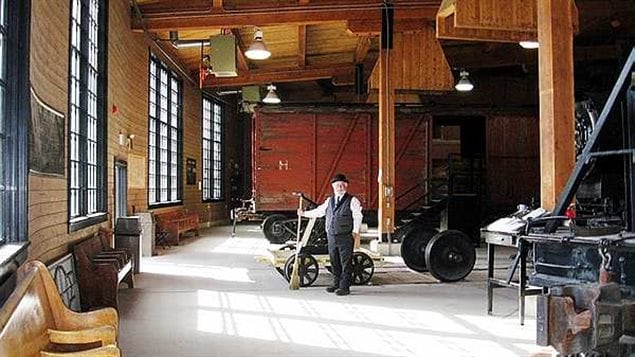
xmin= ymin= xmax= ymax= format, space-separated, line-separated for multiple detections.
xmin=252 ymin=108 xmax=430 ymax=212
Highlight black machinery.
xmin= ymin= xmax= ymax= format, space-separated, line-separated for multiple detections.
xmin=484 ymin=47 xmax=635 ymax=356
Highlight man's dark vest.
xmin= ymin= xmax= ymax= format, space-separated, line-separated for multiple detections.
xmin=326 ymin=193 xmax=353 ymax=237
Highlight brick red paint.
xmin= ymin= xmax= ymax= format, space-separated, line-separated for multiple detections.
xmin=252 ymin=110 xmax=429 ymax=211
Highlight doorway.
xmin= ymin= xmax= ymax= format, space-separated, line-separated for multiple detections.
xmin=429 ymin=116 xmax=486 ymax=239
xmin=114 ymin=161 xmax=128 ymax=221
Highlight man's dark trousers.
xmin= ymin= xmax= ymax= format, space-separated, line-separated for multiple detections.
xmin=328 ymin=233 xmax=353 ymax=290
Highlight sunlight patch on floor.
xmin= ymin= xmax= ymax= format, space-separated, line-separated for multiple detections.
xmin=210 ymin=237 xmax=270 ymax=256
xmin=197 ymin=290 xmax=471 ymax=334
xmin=142 ymin=262 xmax=254 ymax=283
xmin=195 ymin=289 xmax=537 ymax=356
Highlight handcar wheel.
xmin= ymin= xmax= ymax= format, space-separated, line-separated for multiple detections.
xmin=425 ymin=230 xmax=476 ymax=282
xmin=351 ymin=252 xmax=374 ymax=285
xmin=284 ymin=253 xmax=319 ymax=287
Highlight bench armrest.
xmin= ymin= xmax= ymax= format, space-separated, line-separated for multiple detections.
xmin=40 ymin=345 xmax=120 ymax=357
xmin=92 ymin=258 xmax=122 ymax=270
xmin=104 ymin=249 xmax=130 ymax=258
xmin=55 ymin=307 xmax=118 ymax=333
xmin=48 ymin=325 xmax=116 ymax=346
xmin=93 ymin=252 xmax=127 ymax=266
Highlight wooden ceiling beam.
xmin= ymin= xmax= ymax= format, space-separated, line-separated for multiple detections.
xmin=437 ymin=14 xmax=536 ymax=43
xmin=354 ymin=36 xmax=371 ymax=63
xmin=348 ymin=19 xmax=429 ymax=36
xmin=230 ymin=29 xmax=249 ymax=73
xmin=298 ymin=25 xmax=307 ymax=68
xmin=133 ymin=2 xmax=440 ymax=31
xmin=202 ymin=64 xmax=354 ymax=88
xmin=347 ymin=8 xmax=437 ymax=36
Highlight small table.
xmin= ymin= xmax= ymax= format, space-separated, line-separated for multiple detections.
xmin=483 ymin=230 xmax=544 ymax=325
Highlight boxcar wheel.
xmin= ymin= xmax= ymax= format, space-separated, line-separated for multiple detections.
xmin=400 ymin=227 xmax=437 ymax=272
xmin=263 ymin=214 xmax=291 ymax=243
xmin=284 ymin=253 xmax=319 ymax=287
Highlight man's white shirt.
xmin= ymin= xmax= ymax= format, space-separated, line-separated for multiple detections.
xmin=302 ymin=195 xmax=363 ymax=234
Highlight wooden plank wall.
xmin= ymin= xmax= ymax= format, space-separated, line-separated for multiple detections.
xmin=486 ymin=114 xmax=540 ymax=211
xmin=108 ymin=0 xmax=153 ymax=218
xmin=436 ymin=0 xmax=536 ymax=43
xmin=29 ymin=0 xmax=78 ymax=262
xmin=454 ymin=0 xmax=536 ymax=32
xmin=368 ymin=28 xmax=454 ymax=92
xmin=28 ymin=0 xmax=233 ymax=263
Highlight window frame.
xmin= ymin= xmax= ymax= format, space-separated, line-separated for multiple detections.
xmin=0 ymin=0 xmax=29 ymax=245
xmin=67 ymin=0 xmax=109 ymax=232
xmin=147 ymin=54 xmax=183 ymax=208
xmin=201 ymin=95 xmax=224 ymax=202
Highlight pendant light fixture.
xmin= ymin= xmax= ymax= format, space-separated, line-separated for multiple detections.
xmin=263 ymin=84 xmax=281 ymax=104
xmin=519 ymin=41 xmax=539 ymax=49
xmin=245 ymin=29 xmax=271 ymax=60
xmin=455 ymin=70 xmax=474 ymax=92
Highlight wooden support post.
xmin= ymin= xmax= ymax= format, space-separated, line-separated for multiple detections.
xmin=537 ymin=0 xmax=575 ymax=210
xmin=378 ymin=4 xmax=395 ymax=240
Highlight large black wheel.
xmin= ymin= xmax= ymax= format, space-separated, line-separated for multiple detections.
xmin=262 ymin=214 xmax=291 ymax=243
xmin=400 ymin=226 xmax=438 ymax=272
xmin=425 ymin=230 xmax=476 ymax=282
xmin=393 ymin=220 xmax=422 ymax=243
xmin=351 ymin=252 xmax=374 ymax=285
xmin=284 ymin=253 xmax=319 ymax=287
xmin=575 ymin=100 xmax=596 ymax=158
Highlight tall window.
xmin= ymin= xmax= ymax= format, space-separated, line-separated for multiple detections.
xmin=0 ymin=0 xmax=29 ymax=244
xmin=0 ymin=0 xmax=9 ymax=243
xmin=148 ymin=55 xmax=182 ymax=206
xmin=202 ymin=97 xmax=223 ymax=201
xmin=68 ymin=0 xmax=108 ymax=231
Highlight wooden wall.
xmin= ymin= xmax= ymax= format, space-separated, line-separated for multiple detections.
xmin=486 ymin=113 xmax=540 ymax=212
xmin=28 ymin=0 xmax=231 ymax=264
xmin=368 ymin=28 xmax=454 ymax=92
xmin=29 ymin=0 xmax=75 ymax=262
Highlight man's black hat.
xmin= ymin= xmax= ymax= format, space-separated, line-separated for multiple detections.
xmin=331 ymin=173 xmax=349 ymax=183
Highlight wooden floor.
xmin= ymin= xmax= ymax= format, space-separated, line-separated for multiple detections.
xmin=117 ymin=224 xmax=556 ymax=357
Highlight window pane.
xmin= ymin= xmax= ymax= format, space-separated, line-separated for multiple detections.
xmin=0 ymin=32 xmax=5 ymax=81
xmin=68 ymin=0 xmax=106 ymax=222
xmin=202 ymin=97 xmax=223 ymax=201
xmin=148 ymin=56 xmax=181 ymax=205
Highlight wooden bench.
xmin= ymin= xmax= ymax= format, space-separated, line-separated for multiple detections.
xmin=154 ymin=209 xmax=200 ymax=245
xmin=72 ymin=233 xmax=133 ymax=311
xmin=0 ymin=260 xmax=121 ymax=356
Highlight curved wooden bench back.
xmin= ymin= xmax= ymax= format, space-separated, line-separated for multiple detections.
xmin=0 ymin=262 xmax=56 ymax=356
xmin=0 ymin=261 xmax=119 ymax=356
